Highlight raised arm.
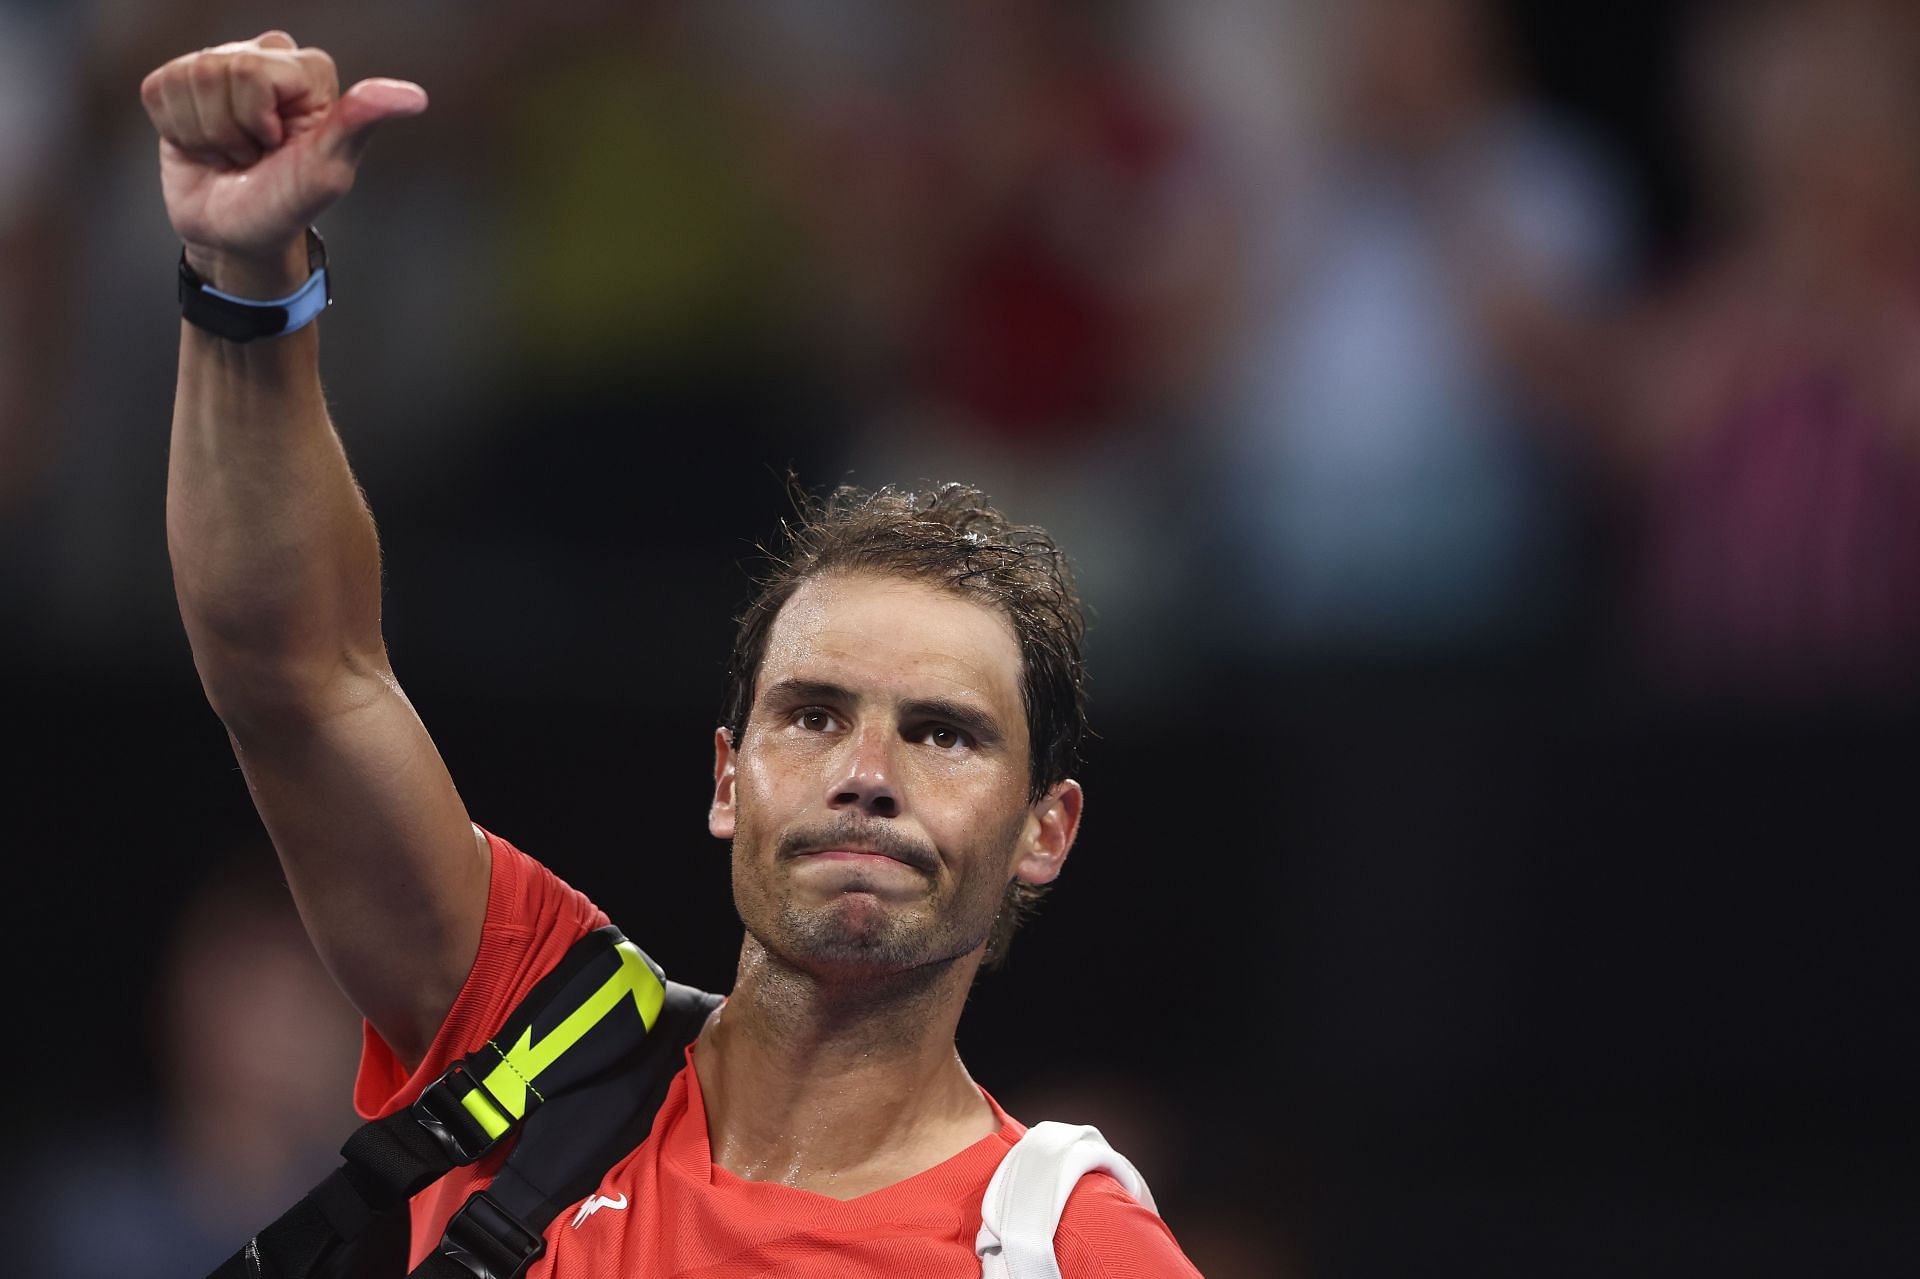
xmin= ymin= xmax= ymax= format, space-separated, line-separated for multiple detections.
xmin=146 ymin=32 xmax=484 ymax=1066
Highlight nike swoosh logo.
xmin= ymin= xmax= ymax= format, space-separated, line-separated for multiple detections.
xmin=569 ymin=1192 xmax=629 ymax=1229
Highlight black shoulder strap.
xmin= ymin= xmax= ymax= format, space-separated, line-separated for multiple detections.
xmin=207 ymin=926 xmax=718 ymax=1279
xmin=411 ymin=981 xmax=719 ymax=1279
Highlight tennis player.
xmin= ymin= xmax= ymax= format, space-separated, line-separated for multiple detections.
xmin=145 ymin=31 xmax=1200 ymax=1276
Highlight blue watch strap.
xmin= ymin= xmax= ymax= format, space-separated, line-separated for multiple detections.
xmin=177 ymin=228 xmax=332 ymax=343
xmin=198 ymin=268 xmax=329 ymax=333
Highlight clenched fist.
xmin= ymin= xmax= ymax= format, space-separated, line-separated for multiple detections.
xmin=141 ymin=31 xmax=425 ymax=295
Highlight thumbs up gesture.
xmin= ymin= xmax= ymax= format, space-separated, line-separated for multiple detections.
xmin=141 ymin=32 xmax=426 ymax=295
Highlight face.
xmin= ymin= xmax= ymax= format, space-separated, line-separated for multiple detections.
xmin=709 ymin=572 xmax=1082 ymax=979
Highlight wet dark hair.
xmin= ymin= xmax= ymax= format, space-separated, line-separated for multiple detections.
xmin=720 ymin=481 xmax=1088 ymax=966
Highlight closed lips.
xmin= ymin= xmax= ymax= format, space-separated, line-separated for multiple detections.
xmin=794 ymin=846 xmax=933 ymax=873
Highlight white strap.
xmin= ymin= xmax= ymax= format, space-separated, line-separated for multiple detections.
xmin=975 ymin=1121 xmax=1159 ymax=1279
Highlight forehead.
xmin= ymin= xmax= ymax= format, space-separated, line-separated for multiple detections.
xmin=757 ymin=572 xmax=1024 ymax=718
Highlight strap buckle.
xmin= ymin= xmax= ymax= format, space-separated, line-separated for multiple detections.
xmin=411 ymin=1060 xmax=514 ymax=1165
xmin=440 ymin=1189 xmax=548 ymax=1279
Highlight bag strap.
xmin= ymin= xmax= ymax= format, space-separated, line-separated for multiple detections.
xmin=208 ymin=925 xmax=705 ymax=1279
xmin=410 ymin=980 xmax=720 ymax=1279
xmin=974 ymin=1122 xmax=1159 ymax=1279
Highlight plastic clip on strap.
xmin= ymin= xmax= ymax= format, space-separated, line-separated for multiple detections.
xmin=202 ymin=928 xmax=680 ymax=1279
xmin=411 ymin=1060 xmax=519 ymax=1166
xmin=426 ymin=1190 xmax=548 ymax=1279
xmin=178 ymin=227 xmax=331 ymax=343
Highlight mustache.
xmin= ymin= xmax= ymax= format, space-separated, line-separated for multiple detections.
xmin=775 ymin=819 xmax=939 ymax=874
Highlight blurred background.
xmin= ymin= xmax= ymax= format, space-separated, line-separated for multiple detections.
xmin=3 ymin=0 xmax=1916 ymax=1274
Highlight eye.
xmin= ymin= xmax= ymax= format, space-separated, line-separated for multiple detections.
xmin=919 ymin=724 xmax=970 ymax=751
xmin=794 ymin=706 xmax=841 ymax=733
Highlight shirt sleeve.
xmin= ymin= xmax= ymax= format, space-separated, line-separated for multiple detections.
xmin=1053 ymin=1171 xmax=1206 ymax=1278
xmin=353 ymin=828 xmax=612 ymax=1119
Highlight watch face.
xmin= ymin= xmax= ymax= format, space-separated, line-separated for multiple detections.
xmin=304 ymin=226 xmax=329 ymax=274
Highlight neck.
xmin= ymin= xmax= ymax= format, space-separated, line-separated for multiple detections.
xmin=693 ymin=934 xmax=998 ymax=1199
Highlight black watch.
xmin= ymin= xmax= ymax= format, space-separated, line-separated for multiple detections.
xmin=178 ymin=228 xmax=332 ymax=343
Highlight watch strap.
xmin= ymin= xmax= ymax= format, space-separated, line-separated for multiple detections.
xmin=178 ymin=228 xmax=331 ymax=343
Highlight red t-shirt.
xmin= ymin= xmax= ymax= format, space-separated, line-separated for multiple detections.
xmin=355 ymin=831 xmax=1200 ymax=1277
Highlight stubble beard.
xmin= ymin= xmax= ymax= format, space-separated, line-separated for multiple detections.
xmin=731 ymin=808 xmax=1025 ymax=981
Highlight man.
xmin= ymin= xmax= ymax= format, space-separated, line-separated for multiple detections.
xmin=143 ymin=31 xmax=1201 ymax=1276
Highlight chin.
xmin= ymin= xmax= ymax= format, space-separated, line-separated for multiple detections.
xmin=775 ymin=896 xmax=935 ymax=974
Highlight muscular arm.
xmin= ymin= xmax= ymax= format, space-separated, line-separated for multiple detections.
xmin=152 ymin=33 xmax=481 ymax=1066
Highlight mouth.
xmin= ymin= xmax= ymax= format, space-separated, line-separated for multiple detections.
xmin=787 ymin=844 xmax=936 ymax=875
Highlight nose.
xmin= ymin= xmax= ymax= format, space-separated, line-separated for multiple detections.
xmin=828 ymin=724 xmax=900 ymax=818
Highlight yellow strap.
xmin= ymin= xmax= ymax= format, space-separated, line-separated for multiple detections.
xmin=467 ymin=940 xmax=667 ymax=1127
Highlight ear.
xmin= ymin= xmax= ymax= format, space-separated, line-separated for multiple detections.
xmin=708 ymin=727 xmax=738 ymax=841
xmin=1013 ymin=779 xmax=1082 ymax=887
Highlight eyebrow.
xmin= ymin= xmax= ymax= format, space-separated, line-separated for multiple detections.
xmin=760 ymin=678 xmax=1007 ymax=748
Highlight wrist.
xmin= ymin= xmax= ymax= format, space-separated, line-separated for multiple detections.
xmin=182 ymin=240 xmax=310 ymax=299
xmin=179 ymin=230 xmax=331 ymax=344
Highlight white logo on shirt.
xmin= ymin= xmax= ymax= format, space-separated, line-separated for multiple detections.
xmin=569 ymin=1192 xmax=628 ymax=1229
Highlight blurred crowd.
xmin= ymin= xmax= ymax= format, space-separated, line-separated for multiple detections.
xmin=4 ymin=1 xmax=1916 ymax=1275
xmin=7 ymin=0 xmax=1920 ymax=706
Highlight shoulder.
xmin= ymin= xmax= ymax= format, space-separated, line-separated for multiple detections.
xmin=354 ymin=828 xmax=612 ymax=1119
xmin=477 ymin=827 xmax=610 ymax=945
xmin=1053 ymin=1171 xmax=1204 ymax=1278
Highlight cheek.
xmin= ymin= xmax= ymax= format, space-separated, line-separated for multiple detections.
xmin=745 ymin=720 xmax=836 ymax=775
xmin=736 ymin=741 xmax=799 ymax=813
xmin=729 ymin=742 xmax=822 ymax=855
xmin=932 ymin=783 xmax=1032 ymax=873
xmin=903 ymin=741 xmax=1009 ymax=797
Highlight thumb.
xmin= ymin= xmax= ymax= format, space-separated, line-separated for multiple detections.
xmin=318 ymin=77 xmax=429 ymax=167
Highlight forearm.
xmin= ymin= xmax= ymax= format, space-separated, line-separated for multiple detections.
xmin=167 ymin=275 xmax=387 ymax=723
xmin=146 ymin=37 xmax=485 ymax=1059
